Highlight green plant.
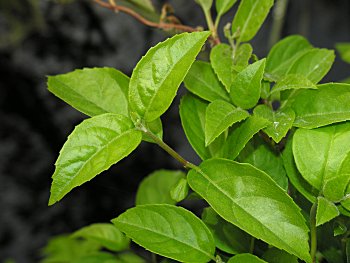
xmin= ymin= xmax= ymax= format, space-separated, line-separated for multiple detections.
xmin=43 ymin=0 xmax=350 ymax=262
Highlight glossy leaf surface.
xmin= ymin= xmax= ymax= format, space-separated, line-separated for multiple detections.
xmin=228 ymin=254 xmax=268 ymax=263
xmin=48 ymin=68 xmax=129 ymax=117
xmin=136 ymin=170 xmax=185 ymax=205
xmin=266 ymin=35 xmax=312 ymax=81
xmin=316 ymin=197 xmax=339 ymax=227
xmin=270 ymin=74 xmax=317 ymax=95
xmin=231 ymin=0 xmax=274 ymax=42
xmin=112 ymin=204 xmax=215 ymax=263
xmin=202 ymin=207 xmax=250 ymax=254
xmin=205 ymin=100 xmax=249 ymax=146
xmin=184 ymin=61 xmax=230 ymax=102
xmin=216 ymin=0 xmax=238 ymax=16
xmin=188 ymin=158 xmax=311 ymax=262
xmin=293 ymin=122 xmax=350 ymax=193
xmin=72 ymin=223 xmax=130 ymax=252
xmin=129 ymin=31 xmax=210 ymax=122
xmin=223 ymin=116 xmax=269 ymax=160
xmin=210 ymin=44 xmax=234 ymax=91
xmin=49 ymin=114 xmax=142 ymax=205
xmin=254 ymin=105 xmax=295 ymax=143
xmin=230 ymin=59 xmax=265 ymax=109
xmin=291 ymin=83 xmax=350 ymax=128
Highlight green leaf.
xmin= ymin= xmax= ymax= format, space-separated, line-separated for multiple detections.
xmin=49 ymin=114 xmax=142 ymax=205
xmin=184 ymin=61 xmax=230 ymax=102
xmin=115 ymin=252 xmax=146 ymax=263
xmin=336 ymin=43 xmax=350 ymax=63
xmin=202 ymin=207 xmax=251 ymax=254
xmin=228 ymin=254 xmax=268 ymax=263
xmin=262 ymin=247 xmax=299 ymax=263
xmin=195 ymin=0 xmax=213 ymax=11
xmin=129 ymin=31 xmax=210 ymax=122
xmin=234 ymin=43 xmax=253 ymax=67
xmin=205 ymin=100 xmax=249 ymax=146
xmin=286 ymin=48 xmax=335 ymax=84
xmin=73 ymin=252 xmax=117 ymax=263
xmin=180 ymin=94 xmax=225 ymax=160
xmin=270 ymin=74 xmax=317 ymax=95
xmin=253 ymin=105 xmax=295 ymax=143
xmin=72 ymin=223 xmax=129 ymax=252
xmin=231 ymin=0 xmax=274 ymax=42
xmin=223 ymin=116 xmax=270 ymax=160
xmin=261 ymin=80 xmax=271 ymax=99
xmin=291 ymin=83 xmax=350 ymax=128
xmin=238 ymin=140 xmax=288 ymax=190
xmin=112 ymin=204 xmax=215 ymax=263
xmin=216 ymin=0 xmax=238 ymax=16
xmin=282 ymin=137 xmax=317 ymax=203
xmin=316 ymin=197 xmax=339 ymax=227
xmin=188 ymin=158 xmax=311 ymax=262
xmin=210 ymin=44 xmax=234 ymax=91
xmin=47 ymin=67 xmax=129 ymax=117
xmin=170 ymin=178 xmax=189 ymax=202
xmin=265 ymin=35 xmax=312 ymax=81
xmin=141 ymin=118 xmax=163 ymax=143
xmin=230 ymin=59 xmax=266 ymax=109
xmin=136 ymin=170 xmax=185 ymax=205
xmin=293 ymin=122 xmax=350 ymax=195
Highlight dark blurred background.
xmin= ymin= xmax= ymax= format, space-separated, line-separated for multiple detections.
xmin=0 ymin=0 xmax=349 ymax=262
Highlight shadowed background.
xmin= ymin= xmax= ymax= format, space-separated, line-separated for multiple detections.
xmin=0 ymin=0 xmax=349 ymax=262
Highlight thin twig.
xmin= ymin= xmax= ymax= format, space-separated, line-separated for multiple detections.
xmin=93 ymin=0 xmax=198 ymax=33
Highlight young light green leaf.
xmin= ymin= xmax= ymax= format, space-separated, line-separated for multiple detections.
xmin=170 ymin=178 xmax=189 ymax=202
xmin=115 ymin=252 xmax=146 ymax=263
xmin=47 ymin=67 xmax=129 ymax=117
xmin=262 ymin=247 xmax=299 ymax=263
xmin=71 ymin=223 xmax=130 ymax=252
xmin=238 ymin=141 xmax=288 ymax=190
xmin=230 ymin=59 xmax=266 ymax=109
xmin=336 ymin=43 xmax=350 ymax=63
xmin=112 ymin=204 xmax=215 ymax=263
xmin=286 ymin=48 xmax=335 ymax=84
xmin=180 ymin=94 xmax=225 ymax=160
xmin=73 ymin=252 xmax=117 ymax=263
xmin=261 ymin=80 xmax=271 ymax=99
xmin=141 ymin=118 xmax=163 ymax=143
xmin=49 ymin=114 xmax=142 ymax=205
xmin=210 ymin=44 xmax=234 ymax=91
xmin=282 ymin=137 xmax=317 ymax=203
xmin=136 ymin=170 xmax=185 ymax=205
xmin=129 ymin=31 xmax=210 ymax=122
xmin=234 ymin=43 xmax=253 ymax=67
xmin=228 ymin=254 xmax=268 ymax=263
xmin=216 ymin=0 xmax=238 ymax=17
xmin=195 ymin=0 xmax=213 ymax=11
xmin=187 ymin=158 xmax=311 ymax=262
xmin=265 ymin=35 xmax=312 ymax=81
xmin=293 ymin=122 xmax=350 ymax=195
xmin=184 ymin=61 xmax=230 ymax=102
xmin=202 ymin=207 xmax=251 ymax=254
xmin=316 ymin=197 xmax=339 ymax=227
xmin=205 ymin=100 xmax=249 ymax=146
xmin=290 ymin=83 xmax=350 ymax=128
xmin=253 ymin=105 xmax=295 ymax=143
xmin=231 ymin=0 xmax=274 ymax=42
xmin=223 ymin=116 xmax=270 ymax=160
xmin=270 ymin=74 xmax=317 ymax=95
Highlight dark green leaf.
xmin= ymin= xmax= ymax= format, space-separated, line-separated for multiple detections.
xmin=184 ymin=61 xmax=230 ymax=102
xmin=202 ymin=207 xmax=251 ymax=254
xmin=170 ymin=178 xmax=189 ymax=202
xmin=205 ymin=100 xmax=249 ymax=146
xmin=216 ymin=0 xmax=238 ymax=16
xmin=336 ymin=43 xmax=350 ymax=63
xmin=129 ymin=31 xmax=210 ymax=122
xmin=188 ymin=158 xmax=311 ymax=262
xmin=112 ymin=204 xmax=215 ymax=263
xmin=316 ymin=197 xmax=339 ymax=226
xmin=230 ymin=59 xmax=266 ymax=109
xmin=223 ymin=116 xmax=269 ymax=160
xmin=231 ymin=0 xmax=274 ymax=42
xmin=49 ymin=114 xmax=142 ymax=205
xmin=291 ymin=83 xmax=350 ymax=128
xmin=254 ymin=105 xmax=295 ymax=143
xmin=47 ymin=67 xmax=129 ymax=117
xmin=262 ymin=247 xmax=299 ymax=263
xmin=270 ymin=74 xmax=317 ymax=95
xmin=265 ymin=35 xmax=312 ymax=81
xmin=228 ymin=254 xmax=268 ymax=263
xmin=136 ymin=170 xmax=185 ymax=205
xmin=72 ymin=223 xmax=129 ymax=252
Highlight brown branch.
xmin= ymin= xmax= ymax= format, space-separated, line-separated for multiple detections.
xmin=93 ymin=0 xmax=198 ymax=33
